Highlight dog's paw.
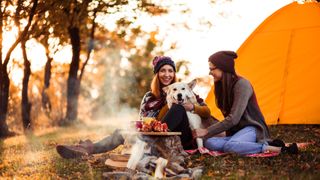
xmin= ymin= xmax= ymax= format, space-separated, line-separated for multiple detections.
xmin=199 ymin=147 xmax=209 ymax=154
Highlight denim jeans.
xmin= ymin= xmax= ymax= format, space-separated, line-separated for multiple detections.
xmin=162 ymin=104 xmax=195 ymax=150
xmin=204 ymin=126 xmax=267 ymax=155
xmin=93 ymin=129 xmax=125 ymax=154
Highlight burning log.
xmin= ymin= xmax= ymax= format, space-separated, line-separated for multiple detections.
xmin=154 ymin=157 xmax=168 ymax=178
xmin=136 ymin=156 xmax=157 ymax=174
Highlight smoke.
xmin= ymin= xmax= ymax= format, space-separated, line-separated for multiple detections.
xmin=126 ymin=138 xmax=146 ymax=170
xmin=80 ymin=38 xmax=149 ymax=132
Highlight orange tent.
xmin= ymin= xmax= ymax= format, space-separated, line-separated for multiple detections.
xmin=206 ymin=2 xmax=320 ymax=124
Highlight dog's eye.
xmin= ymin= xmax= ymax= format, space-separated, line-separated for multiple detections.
xmin=182 ymin=88 xmax=185 ymax=90
xmin=173 ymin=88 xmax=177 ymax=91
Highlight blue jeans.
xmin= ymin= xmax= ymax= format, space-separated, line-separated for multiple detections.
xmin=204 ymin=126 xmax=267 ymax=155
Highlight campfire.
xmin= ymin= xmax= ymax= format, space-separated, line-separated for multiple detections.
xmin=103 ymin=118 xmax=203 ymax=179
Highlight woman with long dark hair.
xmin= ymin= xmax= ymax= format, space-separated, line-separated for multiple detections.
xmin=193 ymin=51 xmax=298 ymax=155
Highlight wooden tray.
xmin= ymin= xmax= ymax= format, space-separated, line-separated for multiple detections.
xmin=138 ymin=131 xmax=181 ymax=136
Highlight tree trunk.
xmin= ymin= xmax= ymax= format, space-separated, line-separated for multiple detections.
xmin=0 ymin=0 xmax=38 ymax=136
xmin=21 ymin=39 xmax=32 ymax=130
xmin=0 ymin=2 xmax=10 ymax=137
xmin=0 ymin=66 xmax=11 ymax=137
xmin=0 ymin=5 xmax=11 ymax=137
xmin=41 ymin=53 xmax=52 ymax=113
xmin=65 ymin=27 xmax=81 ymax=123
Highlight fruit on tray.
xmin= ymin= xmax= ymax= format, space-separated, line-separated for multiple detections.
xmin=136 ymin=117 xmax=169 ymax=132
xmin=142 ymin=117 xmax=155 ymax=125
xmin=152 ymin=120 xmax=168 ymax=132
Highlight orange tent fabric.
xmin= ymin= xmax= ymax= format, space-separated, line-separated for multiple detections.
xmin=206 ymin=2 xmax=320 ymax=124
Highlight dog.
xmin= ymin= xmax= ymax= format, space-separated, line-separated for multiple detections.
xmin=163 ymin=79 xmax=208 ymax=153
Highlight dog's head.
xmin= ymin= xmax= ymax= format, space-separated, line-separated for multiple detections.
xmin=163 ymin=79 xmax=197 ymax=107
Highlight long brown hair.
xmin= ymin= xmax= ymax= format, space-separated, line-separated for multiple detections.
xmin=214 ymin=72 xmax=239 ymax=116
xmin=151 ymin=73 xmax=177 ymax=98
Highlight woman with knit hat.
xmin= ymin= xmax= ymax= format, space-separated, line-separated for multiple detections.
xmin=139 ymin=56 xmax=211 ymax=149
xmin=193 ymin=51 xmax=298 ymax=155
xmin=56 ymin=56 xmax=211 ymax=159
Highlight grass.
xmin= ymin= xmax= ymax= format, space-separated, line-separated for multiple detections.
xmin=0 ymin=123 xmax=319 ymax=179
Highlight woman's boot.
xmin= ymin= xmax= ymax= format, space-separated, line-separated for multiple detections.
xmin=56 ymin=139 xmax=94 ymax=159
xmin=56 ymin=129 xmax=125 ymax=159
xmin=281 ymin=143 xmax=298 ymax=154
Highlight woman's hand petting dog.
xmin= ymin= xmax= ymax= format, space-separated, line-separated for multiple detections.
xmin=182 ymin=102 xmax=194 ymax=112
xmin=171 ymin=98 xmax=179 ymax=105
xmin=193 ymin=128 xmax=208 ymax=138
xmin=171 ymin=100 xmax=194 ymax=112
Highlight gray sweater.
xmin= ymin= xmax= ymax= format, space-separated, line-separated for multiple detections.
xmin=204 ymin=78 xmax=270 ymax=143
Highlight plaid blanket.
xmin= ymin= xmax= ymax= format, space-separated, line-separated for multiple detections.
xmin=185 ymin=142 xmax=313 ymax=157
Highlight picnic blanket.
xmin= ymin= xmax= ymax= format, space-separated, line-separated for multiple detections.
xmin=185 ymin=143 xmax=313 ymax=157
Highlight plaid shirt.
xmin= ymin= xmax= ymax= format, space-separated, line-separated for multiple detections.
xmin=139 ymin=91 xmax=162 ymax=119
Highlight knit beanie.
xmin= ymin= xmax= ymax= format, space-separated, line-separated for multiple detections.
xmin=208 ymin=51 xmax=237 ymax=74
xmin=152 ymin=56 xmax=176 ymax=74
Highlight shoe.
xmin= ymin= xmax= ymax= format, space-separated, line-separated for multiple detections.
xmin=56 ymin=139 xmax=94 ymax=159
xmin=269 ymin=139 xmax=285 ymax=147
xmin=281 ymin=143 xmax=298 ymax=154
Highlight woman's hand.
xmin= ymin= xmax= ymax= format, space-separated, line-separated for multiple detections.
xmin=183 ymin=102 xmax=194 ymax=111
xmin=193 ymin=128 xmax=208 ymax=138
xmin=171 ymin=99 xmax=179 ymax=105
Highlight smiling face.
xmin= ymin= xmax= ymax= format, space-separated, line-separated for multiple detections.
xmin=209 ymin=61 xmax=223 ymax=82
xmin=158 ymin=65 xmax=175 ymax=86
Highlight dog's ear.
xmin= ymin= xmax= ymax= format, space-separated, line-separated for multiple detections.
xmin=162 ymin=86 xmax=170 ymax=94
xmin=188 ymin=79 xmax=197 ymax=90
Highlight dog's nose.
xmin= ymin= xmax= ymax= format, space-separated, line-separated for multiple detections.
xmin=177 ymin=93 xmax=182 ymax=100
